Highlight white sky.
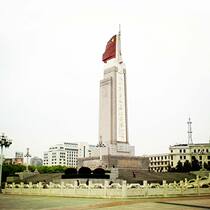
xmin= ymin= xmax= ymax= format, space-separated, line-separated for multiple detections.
xmin=1 ymin=0 xmax=210 ymax=158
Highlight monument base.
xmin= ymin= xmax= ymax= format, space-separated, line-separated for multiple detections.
xmin=78 ymin=155 xmax=149 ymax=171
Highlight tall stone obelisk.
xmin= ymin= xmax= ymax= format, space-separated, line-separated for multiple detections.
xmin=78 ymin=29 xmax=149 ymax=170
xmin=99 ymin=29 xmax=134 ymax=156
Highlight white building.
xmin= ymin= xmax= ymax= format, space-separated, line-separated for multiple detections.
xmin=148 ymin=154 xmax=170 ymax=172
xmin=169 ymin=143 xmax=210 ymax=168
xmin=43 ymin=142 xmax=97 ymax=167
xmin=148 ymin=142 xmax=210 ymax=172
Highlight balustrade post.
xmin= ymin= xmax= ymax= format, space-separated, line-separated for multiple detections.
xmin=122 ymin=180 xmax=127 ymax=198
xmin=196 ymin=175 xmax=200 ymax=195
xmin=12 ymin=182 xmax=15 ymax=189
xmin=104 ymin=180 xmax=109 ymax=198
xmin=180 ymin=180 xmax=184 ymax=195
xmin=143 ymin=180 xmax=148 ymax=197
xmin=162 ymin=180 xmax=167 ymax=197
xmin=29 ymin=182 xmax=33 ymax=189
xmin=88 ymin=180 xmax=92 ymax=196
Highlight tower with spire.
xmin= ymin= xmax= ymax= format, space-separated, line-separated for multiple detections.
xmin=99 ymin=27 xmax=134 ymax=156
xmin=187 ymin=117 xmax=193 ymax=144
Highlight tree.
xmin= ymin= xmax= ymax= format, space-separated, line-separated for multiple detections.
xmin=183 ymin=160 xmax=192 ymax=172
xmin=204 ymin=162 xmax=210 ymax=171
xmin=176 ymin=161 xmax=183 ymax=172
xmin=191 ymin=158 xmax=201 ymax=171
xmin=2 ymin=164 xmax=26 ymax=182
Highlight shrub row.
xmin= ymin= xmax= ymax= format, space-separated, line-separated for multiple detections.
xmin=62 ymin=167 xmax=110 ymax=179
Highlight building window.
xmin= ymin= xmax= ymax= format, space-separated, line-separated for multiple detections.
xmin=184 ymin=156 xmax=186 ymax=159
xmin=180 ymin=156 xmax=182 ymax=159
xmin=183 ymin=149 xmax=186 ymax=153
xmin=206 ymin=149 xmax=209 ymax=153
xmin=171 ymin=150 xmax=173 ymax=153
xmin=171 ymin=162 xmax=173 ymax=166
xmin=180 ymin=149 xmax=182 ymax=153
xmin=194 ymin=149 xmax=196 ymax=153
xmin=199 ymin=156 xmax=202 ymax=160
xmin=171 ymin=156 xmax=173 ymax=160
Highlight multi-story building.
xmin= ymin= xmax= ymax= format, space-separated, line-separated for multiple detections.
xmin=3 ymin=152 xmax=24 ymax=165
xmin=148 ymin=154 xmax=170 ymax=172
xmin=149 ymin=142 xmax=210 ymax=172
xmin=169 ymin=143 xmax=210 ymax=168
xmin=43 ymin=142 xmax=97 ymax=167
xmin=14 ymin=152 xmax=24 ymax=165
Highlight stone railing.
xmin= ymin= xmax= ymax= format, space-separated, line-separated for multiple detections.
xmin=3 ymin=174 xmax=210 ymax=198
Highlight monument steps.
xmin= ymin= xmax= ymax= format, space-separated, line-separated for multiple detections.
xmin=23 ymin=173 xmax=63 ymax=183
xmin=118 ymin=169 xmax=196 ymax=183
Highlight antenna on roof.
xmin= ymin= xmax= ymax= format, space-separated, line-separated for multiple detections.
xmin=187 ymin=117 xmax=193 ymax=144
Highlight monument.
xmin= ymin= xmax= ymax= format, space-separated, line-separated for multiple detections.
xmin=78 ymin=28 xmax=148 ymax=172
xmin=99 ymin=27 xmax=134 ymax=157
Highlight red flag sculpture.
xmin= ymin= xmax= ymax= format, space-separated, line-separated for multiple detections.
xmin=102 ymin=35 xmax=116 ymax=63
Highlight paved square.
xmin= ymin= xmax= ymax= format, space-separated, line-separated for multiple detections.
xmin=0 ymin=194 xmax=210 ymax=210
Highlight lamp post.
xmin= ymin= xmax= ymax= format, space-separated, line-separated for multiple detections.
xmin=96 ymin=142 xmax=106 ymax=161
xmin=0 ymin=133 xmax=12 ymax=193
xmin=24 ymin=148 xmax=31 ymax=172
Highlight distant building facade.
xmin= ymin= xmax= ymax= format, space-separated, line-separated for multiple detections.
xmin=14 ymin=152 xmax=24 ymax=165
xmin=43 ymin=142 xmax=97 ymax=167
xmin=169 ymin=143 xmax=210 ymax=168
xmin=3 ymin=152 xmax=24 ymax=165
xmin=148 ymin=154 xmax=170 ymax=172
xmin=149 ymin=143 xmax=210 ymax=172
xmin=30 ymin=156 xmax=43 ymax=166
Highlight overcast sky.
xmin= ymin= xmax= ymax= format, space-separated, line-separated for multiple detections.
xmin=1 ymin=0 xmax=210 ymax=159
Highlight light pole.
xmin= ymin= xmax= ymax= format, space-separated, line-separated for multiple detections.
xmin=96 ymin=142 xmax=106 ymax=161
xmin=0 ymin=133 xmax=12 ymax=193
xmin=24 ymin=148 xmax=31 ymax=172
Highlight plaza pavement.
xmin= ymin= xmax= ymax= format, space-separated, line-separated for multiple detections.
xmin=0 ymin=194 xmax=210 ymax=210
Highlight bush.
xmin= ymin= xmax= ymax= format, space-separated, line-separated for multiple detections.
xmin=93 ymin=168 xmax=105 ymax=175
xmin=64 ymin=168 xmax=77 ymax=175
xmin=78 ymin=167 xmax=92 ymax=175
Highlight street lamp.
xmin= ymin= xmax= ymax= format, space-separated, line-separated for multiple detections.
xmin=0 ymin=133 xmax=12 ymax=193
xmin=96 ymin=142 xmax=106 ymax=161
xmin=24 ymin=148 xmax=31 ymax=172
